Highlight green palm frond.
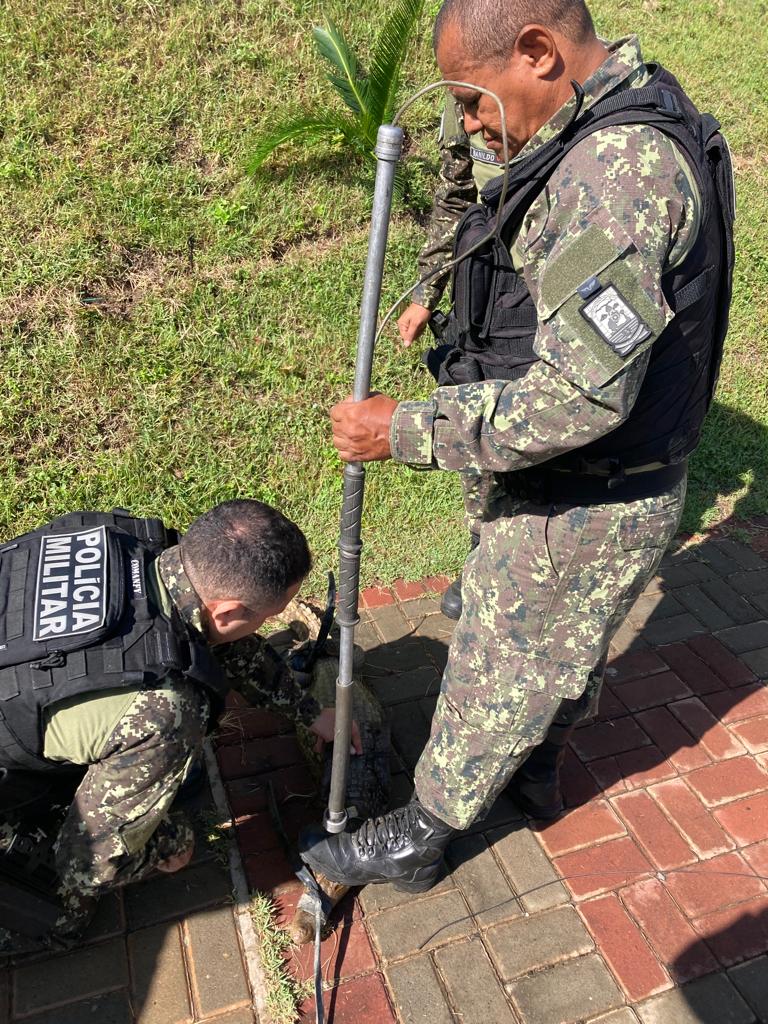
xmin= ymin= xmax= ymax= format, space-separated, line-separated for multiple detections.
xmin=247 ymin=7 xmax=423 ymax=190
xmin=247 ymin=115 xmax=351 ymax=173
xmin=312 ymin=22 xmax=370 ymax=117
xmin=392 ymin=165 xmax=408 ymax=200
xmin=365 ymin=0 xmax=425 ymax=132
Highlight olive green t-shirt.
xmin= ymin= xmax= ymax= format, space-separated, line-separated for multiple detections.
xmin=43 ymin=687 xmax=143 ymax=764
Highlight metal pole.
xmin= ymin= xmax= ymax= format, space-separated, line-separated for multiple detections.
xmin=324 ymin=124 xmax=404 ymax=834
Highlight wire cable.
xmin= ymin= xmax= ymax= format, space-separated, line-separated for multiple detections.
xmin=313 ymin=903 xmax=324 ymax=1024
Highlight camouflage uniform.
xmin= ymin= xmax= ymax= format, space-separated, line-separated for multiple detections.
xmin=0 ymin=545 xmax=321 ymax=955
xmin=412 ymin=102 xmax=504 ymax=312
xmin=391 ymin=37 xmax=699 ymax=829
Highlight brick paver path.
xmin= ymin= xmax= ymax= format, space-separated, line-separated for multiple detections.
xmin=0 ymin=783 xmax=256 ymax=1024
xmin=228 ymin=530 xmax=768 ymax=1024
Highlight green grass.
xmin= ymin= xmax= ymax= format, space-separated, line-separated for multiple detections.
xmin=1 ymin=0 xmax=766 ymax=590
xmin=250 ymin=892 xmax=311 ymax=1024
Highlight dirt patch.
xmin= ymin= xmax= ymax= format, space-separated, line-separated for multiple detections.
xmin=732 ymin=152 xmax=761 ymax=177
xmin=0 ymin=284 xmax=81 ymax=339
xmin=0 ymin=246 xmax=178 ymax=333
xmin=257 ymin=224 xmax=367 ymax=271
xmin=78 ymin=247 xmax=171 ymax=319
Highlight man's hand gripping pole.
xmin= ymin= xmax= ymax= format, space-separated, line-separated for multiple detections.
xmin=324 ymin=124 xmax=404 ymax=835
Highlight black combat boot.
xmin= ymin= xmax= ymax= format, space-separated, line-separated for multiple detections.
xmin=508 ymin=685 xmax=597 ymax=819
xmin=299 ymin=798 xmax=455 ymax=893
xmin=440 ymin=533 xmax=480 ymax=620
xmin=507 ymin=719 xmax=576 ymax=820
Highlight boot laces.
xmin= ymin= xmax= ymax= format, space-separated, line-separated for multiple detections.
xmin=354 ymin=803 xmax=424 ymax=857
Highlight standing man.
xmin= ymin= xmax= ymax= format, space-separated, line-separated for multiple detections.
xmin=0 ymin=500 xmax=358 ymax=954
xmin=301 ymin=0 xmax=734 ymax=890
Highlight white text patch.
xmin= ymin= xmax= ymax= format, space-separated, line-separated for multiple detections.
xmin=33 ymin=528 xmax=108 ymax=641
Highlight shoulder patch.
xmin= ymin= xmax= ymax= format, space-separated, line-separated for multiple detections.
xmin=580 ymin=284 xmax=651 ymax=356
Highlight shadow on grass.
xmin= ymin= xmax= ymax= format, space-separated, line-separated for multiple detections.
xmin=684 ymin=400 xmax=768 ymax=535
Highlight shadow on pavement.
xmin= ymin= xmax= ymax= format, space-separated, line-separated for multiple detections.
xmin=669 ymin=904 xmax=768 ymax=1021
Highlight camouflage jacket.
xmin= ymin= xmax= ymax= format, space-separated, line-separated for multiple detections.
xmin=158 ymin=546 xmax=321 ymax=727
xmin=412 ymin=103 xmax=505 ymax=310
xmin=392 ymin=36 xmax=701 ymax=471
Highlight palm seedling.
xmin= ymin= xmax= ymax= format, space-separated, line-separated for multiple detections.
xmin=247 ymin=0 xmax=424 ymax=181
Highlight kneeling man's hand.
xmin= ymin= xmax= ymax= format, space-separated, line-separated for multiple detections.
xmin=157 ymin=845 xmax=194 ymax=874
xmin=310 ymin=707 xmax=363 ymax=755
xmin=330 ymin=393 xmax=397 ymax=462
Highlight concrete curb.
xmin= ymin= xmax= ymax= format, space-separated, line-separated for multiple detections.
xmin=203 ymin=739 xmax=272 ymax=1024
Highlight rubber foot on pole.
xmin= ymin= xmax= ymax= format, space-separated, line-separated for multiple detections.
xmin=323 ymin=809 xmax=348 ymax=834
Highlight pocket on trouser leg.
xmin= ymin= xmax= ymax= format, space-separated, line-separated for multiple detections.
xmin=600 ymin=500 xmax=686 ymax=643
xmin=112 ymin=755 xmax=192 ymax=863
xmin=146 ymin=812 xmax=195 ymax=863
xmin=538 ymin=494 xmax=684 ymax=667
xmin=119 ymin=811 xmax=167 ymax=857
xmin=115 ymin=806 xmax=193 ymax=880
xmin=461 ymin=510 xmax=561 ymax=653
xmin=617 ymin=508 xmax=682 ymax=552
xmin=415 ymin=652 xmax=587 ymax=830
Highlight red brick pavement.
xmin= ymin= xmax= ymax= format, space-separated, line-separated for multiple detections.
xmin=225 ymin=533 xmax=768 ymax=1024
xmin=551 ymin=627 xmax=768 ymax=1006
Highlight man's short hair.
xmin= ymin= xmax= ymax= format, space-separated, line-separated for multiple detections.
xmin=434 ymin=0 xmax=595 ymax=66
xmin=181 ymin=499 xmax=311 ymax=608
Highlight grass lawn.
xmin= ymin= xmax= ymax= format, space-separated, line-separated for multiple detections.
xmin=1 ymin=0 xmax=766 ymax=590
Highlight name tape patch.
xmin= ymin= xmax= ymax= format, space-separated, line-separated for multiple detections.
xmin=469 ymin=145 xmax=504 ymax=166
xmin=580 ymin=284 xmax=651 ymax=357
xmin=34 ymin=527 xmax=108 ymax=641
xmin=130 ymin=558 xmax=144 ymax=598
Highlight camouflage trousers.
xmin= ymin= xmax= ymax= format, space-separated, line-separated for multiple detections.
xmin=415 ymin=474 xmax=686 ymax=829
xmin=458 ymin=470 xmax=498 ymax=537
xmin=0 ymin=677 xmax=208 ymax=955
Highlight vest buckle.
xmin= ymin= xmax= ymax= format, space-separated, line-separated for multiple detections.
xmin=659 ymin=90 xmax=684 ymax=120
xmin=606 ymin=460 xmax=627 ymax=490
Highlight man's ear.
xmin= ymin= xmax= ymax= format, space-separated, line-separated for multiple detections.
xmin=514 ymin=24 xmax=560 ymax=78
xmin=205 ymin=599 xmax=254 ymax=642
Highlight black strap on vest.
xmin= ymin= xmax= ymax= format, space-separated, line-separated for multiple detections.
xmin=673 ymin=267 xmax=715 ymax=314
xmin=482 ymin=72 xmax=705 ymax=240
xmin=431 ymin=69 xmax=712 ymax=388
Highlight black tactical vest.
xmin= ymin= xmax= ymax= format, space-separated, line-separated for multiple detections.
xmin=435 ymin=64 xmax=735 ymax=471
xmin=0 ymin=511 xmax=228 ymax=772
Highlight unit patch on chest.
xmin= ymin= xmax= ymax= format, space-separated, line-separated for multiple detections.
xmin=34 ymin=527 xmax=109 ymax=641
xmin=580 ymin=284 xmax=652 ymax=357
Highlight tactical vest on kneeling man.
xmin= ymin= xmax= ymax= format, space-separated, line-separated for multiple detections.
xmin=0 ymin=509 xmax=227 ymax=780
